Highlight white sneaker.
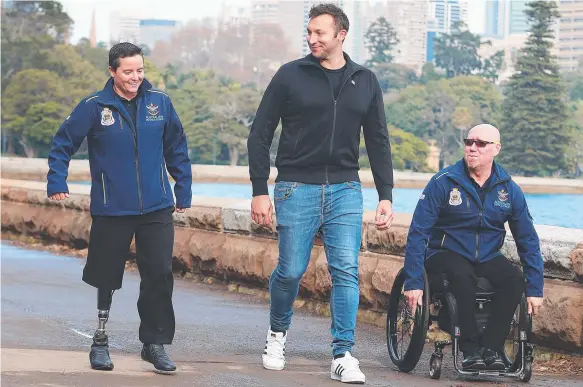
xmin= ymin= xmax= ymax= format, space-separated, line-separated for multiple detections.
xmin=262 ymin=328 xmax=286 ymax=371
xmin=330 ymin=352 xmax=365 ymax=384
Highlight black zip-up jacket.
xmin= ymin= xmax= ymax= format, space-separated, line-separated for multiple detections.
xmin=247 ymin=53 xmax=394 ymax=201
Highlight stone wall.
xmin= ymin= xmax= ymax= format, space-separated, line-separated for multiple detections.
xmin=1 ymin=178 xmax=583 ymax=352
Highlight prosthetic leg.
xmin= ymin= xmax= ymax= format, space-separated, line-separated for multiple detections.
xmin=89 ymin=289 xmax=115 ymax=370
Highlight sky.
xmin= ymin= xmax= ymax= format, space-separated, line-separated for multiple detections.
xmin=59 ymin=0 xmax=485 ymax=45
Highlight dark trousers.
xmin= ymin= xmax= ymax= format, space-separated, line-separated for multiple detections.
xmin=83 ymin=207 xmax=176 ymax=344
xmin=425 ymin=252 xmax=524 ymax=354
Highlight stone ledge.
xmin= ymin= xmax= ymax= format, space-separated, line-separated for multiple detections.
xmin=2 ymin=178 xmax=582 ymax=282
xmin=2 ymin=198 xmax=582 ymax=352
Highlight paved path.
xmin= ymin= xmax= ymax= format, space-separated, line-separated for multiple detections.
xmin=2 ymin=243 xmax=581 ymax=386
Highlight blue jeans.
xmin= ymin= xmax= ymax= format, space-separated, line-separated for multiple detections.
xmin=270 ymin=181 xmax=363 ymax=357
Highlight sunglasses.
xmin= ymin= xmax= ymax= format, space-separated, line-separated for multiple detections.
xmin=463 ymin=138 xmax=501 ymax=147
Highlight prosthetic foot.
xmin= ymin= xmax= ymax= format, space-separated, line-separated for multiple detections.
xmin=89 ymin=289 xmax=114 ymax=371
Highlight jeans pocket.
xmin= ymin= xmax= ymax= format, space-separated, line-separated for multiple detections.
xmin=345 ymin=181 xmax=362 ymax=190
xmin=274 ymin=182 xmax=297 ymax=201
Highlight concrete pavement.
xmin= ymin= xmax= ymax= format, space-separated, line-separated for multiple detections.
xmin=1 ymin=243 xmax=581 ymax=386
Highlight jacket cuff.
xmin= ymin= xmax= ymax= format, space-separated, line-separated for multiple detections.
xmin=252 ymin=179 xmax=269 ymax=197
xmin=525 ymin=284 xmax=543 ymax=298
xmin=377 ymin=185 xmax=393 ymax=202
xmin=47 ymin=181 xmax=69 ymax=197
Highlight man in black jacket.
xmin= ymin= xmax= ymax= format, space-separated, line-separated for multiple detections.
xmin=247 ymin=3 xmax=394 ymax=384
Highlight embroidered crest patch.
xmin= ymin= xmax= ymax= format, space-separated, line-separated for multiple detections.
xmin=145 ymin=102 xmax=164 ymax=122
xmin=449 ymin=188 xmax=462 ymax=206
xmin=100 ymin=107 xmax=115 ymax=126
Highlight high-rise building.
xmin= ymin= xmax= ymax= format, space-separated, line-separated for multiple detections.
xmin=368 ymin=0 xmax=428 ymax=70
xmin=139 ymin=19 xmax=180 ymax=50
xmin=429 ymin=0 xmax=468 ymax=34
xmin=557 ymin=0 xmax=583 ymax=72
xmin=110 ymin=10 xmax=145 ymax=44
xmin=484 ymin=0 xmax=531 ymax=38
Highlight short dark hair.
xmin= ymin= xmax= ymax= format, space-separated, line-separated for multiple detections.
xmin=108 ymin=42 xmax=143 ymax=71
xmin=309 ymin=3 xmax=349 ymax=35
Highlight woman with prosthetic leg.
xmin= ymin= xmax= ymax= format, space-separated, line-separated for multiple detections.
xmin=46 ymin=42 xmax=192 ymax=373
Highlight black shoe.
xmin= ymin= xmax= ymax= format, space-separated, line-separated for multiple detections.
xmin=141 ymin=344 xmax=177 ymax=374
xmin=462 ymin=351 xmax=486 ymax=370
xmin=481 ymin=348 xmax=506 ymax=370
xmin=89 ymin=343 xmax=114 ymax=371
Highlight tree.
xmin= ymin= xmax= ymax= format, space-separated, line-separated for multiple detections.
xmin=1 ymin=69 xmax=67 ymax=157
xmin=372 ymin=63 xmax=417 ymax=93
xmin=386 ymin=76 xmax=502 ymax=167
xmin=419 ymin=62 xmax=443 ymax=84
xmin=1 ymin=1 xmax=72 ymax=87
xmin=500 ymin=1 xmax=573 ymax=176
xmin=433 ymin=22 xmax=503 ymax=81
xmin=365 ymin=17 xmax=399 ymax=67
xmin=359 ymin=125 xmax=429 ymax=171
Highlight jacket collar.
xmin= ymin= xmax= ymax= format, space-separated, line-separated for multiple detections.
xmin=298 ymin=52 xmax=364 ymax=74
xmin=448 ymin=158 xmax=511 ymax=189
xmin=98 ymin=77 xmax=153 ymax=104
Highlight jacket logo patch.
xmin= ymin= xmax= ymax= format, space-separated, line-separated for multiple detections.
xmin=146 ymin=103 xmax=164 ymax=122
xmin=101 ymin=107 xmax=115 ymax=126
xmin=494 ymin=189 xmax=511 ymax=209
xmin=449 ymin=188 xmax=462 ymax=206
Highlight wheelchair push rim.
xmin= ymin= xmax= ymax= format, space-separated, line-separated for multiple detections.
xmin=386 ymin=268 xmax=430 ymax=372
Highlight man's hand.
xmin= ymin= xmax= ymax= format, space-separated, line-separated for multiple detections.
xmin=526 ymin=296 xmax=543 ymax=316
xmin=403 ymin=289 xmax=423 ymax=317
xmin=251 ymin=195 xmax=273 ymax=226
xmin=176 ymin=208 xmax=186 ymax=213
xmin=48 ymin=192 xmax=69 ymax=201
xmin=375 ymin=200 xmax=394 ymax=230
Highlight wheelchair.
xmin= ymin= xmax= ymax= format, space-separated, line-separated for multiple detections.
xmin=386 ymin=267 xmax=534 ymax=382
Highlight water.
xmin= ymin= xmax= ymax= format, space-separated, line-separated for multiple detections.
xmin=70 ymin=182 xmax=583 ymax=229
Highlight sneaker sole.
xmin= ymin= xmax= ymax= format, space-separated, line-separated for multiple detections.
xmin=263 ymin=363 xmax=285 ymax=371
xmin=330 ymin=373 xmax=365 ymax=384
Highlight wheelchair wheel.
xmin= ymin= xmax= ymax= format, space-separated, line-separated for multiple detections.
xmin=429 ymin=353 xmax=442 ymax=379
xmin=502 ymin=295 xmax=530 ymax=369
xmin=386 ymin=268 xmax=430 ymax=372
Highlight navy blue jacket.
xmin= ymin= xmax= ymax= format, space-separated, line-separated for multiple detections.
xmin=47 ymin=78 xmax=192 ymax=216
xmin=403 ymin=159 xmax=544 ymax=297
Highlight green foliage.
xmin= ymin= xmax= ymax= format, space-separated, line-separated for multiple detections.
xmin=501 ymin=1 xmax=573 ymax=176
xmin=386 ymin=76 xmax=503 ymax=166
xmin=371 ymin=63 xmax=418 ymax=93
xmin=433 ymin=22 xmax=504 ymax=82
xmin=359 ymin=125 xmax=429 ymax=172
xmin=365 ymin=17 xmax=399 ymax=67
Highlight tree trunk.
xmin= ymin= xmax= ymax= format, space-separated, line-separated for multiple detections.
xmin=19 ymin=138 xmax=37 ymax=158
xmin=229 ymin=146 xmax=239 ymax=166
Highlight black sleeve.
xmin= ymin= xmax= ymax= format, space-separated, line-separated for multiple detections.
xmin=247 ymin=67 xmax=287 ymax=196
xmin=362 ymin=72 xmax=394 ymax=202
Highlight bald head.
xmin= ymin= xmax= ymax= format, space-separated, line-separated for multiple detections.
xmin=464 ymin=123 xmax=502 ymax=173
xmin=467 ymin=124 xmax=500 ymax=142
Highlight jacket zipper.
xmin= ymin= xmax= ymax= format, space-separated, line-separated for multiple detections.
xmin=441 ymin=234 xmax=446 ymax=248
xmin=448 ymin=174 xmax=511 ymax=262
xmin=476 ymin=210 xmax=482 ymax=261
xmin=130 ymin=108 xmax=143 ymax=214
xmin=118 ymin=110 xmax=143 ymax=214
xmin=161 ymin=164 xmax=167 ymax=195
xmin=320 ymin=67 xmax=360 ymax=185
xmin=101 ymin=173 xmax=107 ymax=204
xmin=292 ymin=128 xmax=303 ymax=157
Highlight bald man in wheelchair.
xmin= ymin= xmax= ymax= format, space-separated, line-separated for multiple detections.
xmin=402 ymin=124 xmax=544 ymax=371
